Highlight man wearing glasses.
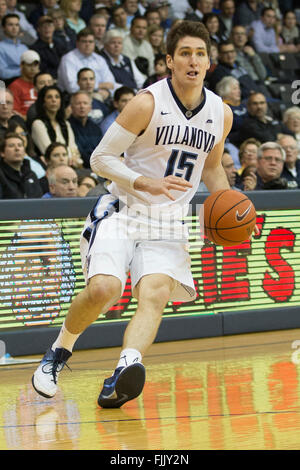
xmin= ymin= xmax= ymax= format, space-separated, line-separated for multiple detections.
xmin=254 ymin=142 xmax=288 ymax=190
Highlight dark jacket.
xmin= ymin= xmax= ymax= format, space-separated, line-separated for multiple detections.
xmin=281 ymin=160 xmax=300 ymax=189
xmin=31 ymin=38 xmax=67 ymax=78
xmin=229 ymin=115 xmax=294 ymax=147
xmin=99 ymin=50 xmax=138 ymax=90
xmin=68 ymin=115 xmax=102 ymax=168
xmin=0 ymin=158 xmax=43 ymax=199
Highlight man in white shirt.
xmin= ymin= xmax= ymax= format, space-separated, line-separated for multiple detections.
xmin=122 ymin=16 xmax=155 ymax=76
xmin=57 ymin=28 xmax=116 ymax=98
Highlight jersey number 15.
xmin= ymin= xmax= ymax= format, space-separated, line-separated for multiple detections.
xmin=164 ymin=150 xmax=198 ymax=181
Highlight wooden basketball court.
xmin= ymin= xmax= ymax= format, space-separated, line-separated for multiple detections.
xmin=1 ymin=328 xmax=300 ymax=450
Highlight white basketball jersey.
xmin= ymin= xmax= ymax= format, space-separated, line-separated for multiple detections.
xmin=108 ymin=78 xmax=224 ymax=219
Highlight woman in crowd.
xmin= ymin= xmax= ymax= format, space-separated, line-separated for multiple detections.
xmin=60 ymin=0 xmax=86 ymax=34
xmin=147 ymin=24 xmax=166 ymax=56
xmin=31 ymin=85 xmax=82 ymax=168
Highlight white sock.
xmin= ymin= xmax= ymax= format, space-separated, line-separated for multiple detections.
xmin=117 ymin=348 xmax=142 ymax=369
xmin=51 ymin=322 xmax=81 ymax=353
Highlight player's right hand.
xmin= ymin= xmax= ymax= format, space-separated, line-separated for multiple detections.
xmin=134 ymin=175 xmax=193 ymax=201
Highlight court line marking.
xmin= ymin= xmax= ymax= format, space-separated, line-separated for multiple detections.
xmin=1 ymin=409 xmax=300 ymax=429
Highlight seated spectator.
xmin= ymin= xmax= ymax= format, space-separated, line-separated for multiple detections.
xmin=42 ymin=164 xmax=78 ymax=198
xmin=0 ymin=0 xmax=7 ymax=40
xmin=57 ymin=28 xmax=116 ymax=97
xmin=0 ymin=13 xmax=28 ymax=83
xmin=122 ymin=0 xmax=142 ymax=28
xmin=7 ymin=119 xmax=46 ymax=179
xmin=109 ymin=5 xmax=130 ymax=39
xmin=168 ymin=0 xmax=191 ymax=20
xmin=280 ymin=10 xmax=300 ymax=50
xmin=207 ymin=41 xmax=264 ymax=100
xmin=153 ymin=1 xmax=172 ymax=33
xmin=233 ymin=0 xmax=263 ymax=29
xmin=147 ymin=24 xmax=166 ymax=55
xmin=5 ymin=0 xmax=38 ymax=46
xmin=231 ymin=92 xmax=293 ymax=146
xmin=282 ymin=107 xmax=300 ymax=151
xmin=89 ymin=13 xmax=108 ymax=53
xmin=254 ymin=141 xmax=288 ymax=190
xmin=250 ymin=7 xmax=280 ymax=53
xmin=123 ymin=16 xmax=155 ymax=76
xmin=49 ymin=7 xmax=77 ymax=52
xmin=31 ymin=85 xmax=82 ymax=168
xmin=100 ymin=29 xmax=146 ymax=91
xmin=144 ymin=8 xmax=161 ymax=28
xmin=39 ymin=141 xmax=70 ymax=192
xmin=202 ymin=12 xmax=227 ymax=44
xmin=237 ymin=137 xmax=260 ymax=175
xmin=231 ymin=25 xmax=267 ymax=83
xmin=26 ymin=71 xmax=55 ymax=130
xmin=8 ymin=50 xmax=40 ymax=119
xmin=185 ymin=0 xmax=213 ymax=22
xmin=60 ymin=0 xmax=86 ymax=34
xmin=277 ymin=134 xmax=300 ymax=188
xmin=221 ymin=149 xmax=241 ymax=189
xmin=77 ymin=68 xmax=110 ymax=126
xmin=215 ymin=76 xmax=247 ymax=141
xmin=198 ymin=148 xmax=242 ymax=191
xmin=68 ymin=91 xmax=103 ymax=168
xmin=100 ymin=86 xmax=135 ymax=135
xmin=218 ymin=0 xmax=235 ymax=39
xmin=0 ymin=132 xmax=43 ymax=199
xmin=0 ymin=89 xmax=25 ymax=140
xmin=29 ymin=0 xmax=59 ymax=28
xmin=31 ymin=16 xmax=68 ymax=79
xmin=239 ymin=164 xmax=257 ymax=191
xmin=143 ymin=53 xmax=169 ymax=87
xmin=76 ymin=169 xmax=99 ymax=196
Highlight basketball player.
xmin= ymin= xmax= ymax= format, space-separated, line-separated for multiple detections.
xmin=32 ymin=21 xmax=234 ymax=407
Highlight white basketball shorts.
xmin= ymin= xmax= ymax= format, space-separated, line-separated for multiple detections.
xmin=80 ymin=194 xmax=196 ymax=302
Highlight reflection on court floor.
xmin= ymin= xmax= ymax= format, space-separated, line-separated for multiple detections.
xmin=1 ymin=330 xmax=300 ymax=450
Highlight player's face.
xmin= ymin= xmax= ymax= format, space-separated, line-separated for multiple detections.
xmin=167 ymin=36 xmax=210 ymax=88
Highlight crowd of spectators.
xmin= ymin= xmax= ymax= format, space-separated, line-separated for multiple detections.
xmin=0 ymin=0 xmax=299 ymax=199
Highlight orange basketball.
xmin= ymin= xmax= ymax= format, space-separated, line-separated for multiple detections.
xmin=203 ymin=189 xmax=256 ymax=246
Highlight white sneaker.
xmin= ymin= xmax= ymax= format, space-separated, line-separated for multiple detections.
xmin=32 ymin=348 xmax=72 ymax=398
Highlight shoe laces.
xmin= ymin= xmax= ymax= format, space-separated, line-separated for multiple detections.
xmin=42 ymin=358 xmax=71 ymax=384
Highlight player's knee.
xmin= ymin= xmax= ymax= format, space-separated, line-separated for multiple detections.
xmin=139 ymin=282 xmax=172 ymax=310
xmin=86 ymin=275 xmax=121 ymax=308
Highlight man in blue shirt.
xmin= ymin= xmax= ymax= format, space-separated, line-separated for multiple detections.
xmin=0 ymin=14 xmax=27 ymax=82
xmin=250 ymin=7 xmax=279 ymax=53
xmin=68 ymin=91 xmax=103 ymax=168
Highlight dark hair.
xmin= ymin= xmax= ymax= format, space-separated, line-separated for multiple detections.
xmin=154 ymin=53 xmax=166 ymax=66
xmin=76 ymin=27 xmax=95 ymax=41
xmin=35 ymin=85 xmax=69 ymax=146
xmin=2 ymin=13 xmax=20 ymax=27
xmin=166 ymin=20 xmax=211 ymax=57
xmin=202 ymin=13 xmax=220 ymax=25
xmin=113 ymin=86 xmax=135 ymax=101
xmin=77 ymin=67 xmax=95 ymax=80
xmin=218 ymin=39 xmax=234 ymax=52
xmin=33 ymin=71 xmax=53 ymax=87
xmin=261 ymin=7 xmax=276 ymax=16
xmin=44 ymin=142 xmax=68 ymax=163
xmin=6 ymin=120 xmax=37 ymax=157
xmin=0 ymin=132 xmax=24 ymax=154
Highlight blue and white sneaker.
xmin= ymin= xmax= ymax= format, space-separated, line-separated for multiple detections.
xmin=32 ymin=348 xmax=72 ymax=398
xmin=98 ymin=363 xmax=146 ymax=408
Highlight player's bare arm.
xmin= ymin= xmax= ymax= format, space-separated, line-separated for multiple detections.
xmin=201 ymin=103 xmax=233 ymax=193
xmin=90 ymin=91 xmax=193 ymax=201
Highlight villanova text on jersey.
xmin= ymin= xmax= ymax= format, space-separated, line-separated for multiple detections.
xmin=155 ymin=124 xmax=216 ymax=153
